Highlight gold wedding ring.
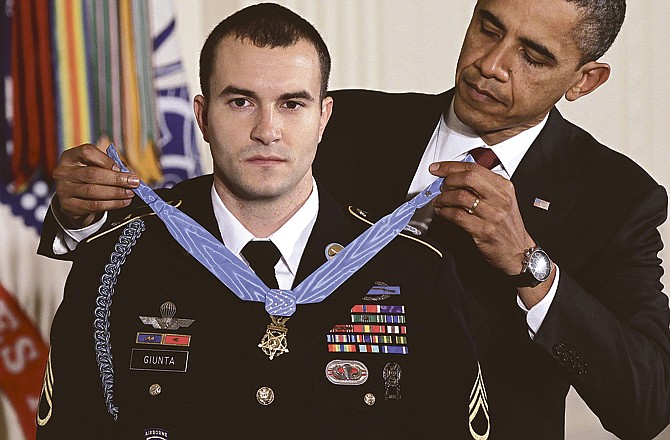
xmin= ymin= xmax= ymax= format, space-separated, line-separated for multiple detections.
xmin=466 ymin=197 xmax=480 ymax=215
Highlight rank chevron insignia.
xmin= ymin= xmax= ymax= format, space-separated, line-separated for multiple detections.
xmin=468 ymin=363 xmax=490 ymax=440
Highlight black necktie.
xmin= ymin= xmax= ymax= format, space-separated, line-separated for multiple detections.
xmin=469 ymin=147 xmax=501 ymax=170
xmin=241 ymin=241 xmax=281 ymax=289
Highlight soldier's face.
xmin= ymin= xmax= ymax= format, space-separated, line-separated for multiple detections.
xmin=194 ymin=36 xmax=332 ymax=203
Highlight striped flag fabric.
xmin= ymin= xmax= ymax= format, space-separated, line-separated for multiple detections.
xmin=0 ymin=1 xmax=202 ymax=438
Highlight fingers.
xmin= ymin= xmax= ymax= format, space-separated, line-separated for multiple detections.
xmin=54 ymin=161 xmax=139 ymax=190
xmin=429 ymin=160 xmax=478 ymax=178
xmin=52 ymin=144 xmax=141 ymax=227
xmin=430 ymin=161 xmax=511 ymax=211
xmin=428 ymin=160 xmax=535 ymax=275
xmin=56 ymin=144 xmax=139 ymax=187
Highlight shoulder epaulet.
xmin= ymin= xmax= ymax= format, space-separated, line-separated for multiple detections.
xmin=85 ymin=199 xmax=183 ymax=243
xmin=347 ymin=206 xmax=442 ymax=257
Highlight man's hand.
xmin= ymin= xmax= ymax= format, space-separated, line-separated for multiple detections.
xmin=53 ymin=143 xmax=139 ymax=229
xmin=429 ymin=161 xmax=553 ymax=307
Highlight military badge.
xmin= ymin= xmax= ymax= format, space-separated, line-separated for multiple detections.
xmin=139 ymin=302 xmax=194 ymax=331
xmin=383 ymin=362 xmax=402 ymax=400
xmin=258 ymin=316 xmax=290 ymax=360
xmin=325 ymin=360 xmax=369 ymax=385
xmin=362 ymin=282 xmax=400 ymax=301
xmin=325 ymin=243 xmax=344 ymax=260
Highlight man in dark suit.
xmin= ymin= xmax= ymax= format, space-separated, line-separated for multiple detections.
xmin=36 ymin=4 xmax=487 ymax=439
xmin=314 ymin=1 xmax=670 ymax=439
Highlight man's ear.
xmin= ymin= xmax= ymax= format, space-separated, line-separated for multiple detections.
xmin=317 ymin=96 xmax=334 ymax=142
xmin=565 ymin=61 xmax=611 ymax=102
xmin=194 ymin=95 xmax=210 ymax=143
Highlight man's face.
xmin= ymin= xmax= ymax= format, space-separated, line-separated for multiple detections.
xmin=194 ymin=36 xmax=332 ymax=202
xmin=453 ymin=0 xmax=587 ymax=142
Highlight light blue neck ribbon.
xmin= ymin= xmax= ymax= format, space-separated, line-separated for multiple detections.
xmin=108 ymin=144 xmax=443 ymax=316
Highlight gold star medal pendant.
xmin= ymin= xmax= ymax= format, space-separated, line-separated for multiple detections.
xmin=258 ymin=316 xmax=290 ymax=360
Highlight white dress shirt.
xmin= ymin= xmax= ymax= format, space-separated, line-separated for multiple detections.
xmin=211 ymin=179 xmax=319 ymax=290
xmin=407 ymin=101 xmax=556 ymax=339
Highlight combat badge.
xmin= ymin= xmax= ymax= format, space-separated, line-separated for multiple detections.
xmin=139 ymin=301 xmax=194 ymax=330
xmin=258 ymin=316 xmax=290 ymax=360
xmin=362 ymin=281 xmax=400 ymax=302
xmin=383 ymin=362 xmax=402 ymax=400
xmin=325 ymin=360 xmax=369 ymax=385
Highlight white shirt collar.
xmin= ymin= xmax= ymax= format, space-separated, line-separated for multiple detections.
xmin=210 ymin=178 xmax=319 ymax=278
xmin=441 ymin=100 xmax=549 ymax=177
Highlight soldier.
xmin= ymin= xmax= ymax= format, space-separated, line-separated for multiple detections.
xmin=37 ymin=4 xmax=487 ymax=439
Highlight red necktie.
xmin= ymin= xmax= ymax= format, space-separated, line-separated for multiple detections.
xmin=469 ymin=147 xmax=500 ymax=170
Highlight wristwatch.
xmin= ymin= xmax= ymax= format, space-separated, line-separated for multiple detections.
xmin=510 ymin=246 xmax=552 ymax=288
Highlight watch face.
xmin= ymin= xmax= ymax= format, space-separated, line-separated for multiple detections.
xmin=528 ymin=250 xmax=551 ymax=281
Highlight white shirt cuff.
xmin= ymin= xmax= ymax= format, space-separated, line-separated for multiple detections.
xmin=516 ymin=264 xmax=560 ymax=340
xmin=51 ymin=205 xmax=107 ymax=255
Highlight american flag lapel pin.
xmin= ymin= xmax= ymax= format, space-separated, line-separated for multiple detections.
xmin=533 ymin=198 xmax=550 ymax=211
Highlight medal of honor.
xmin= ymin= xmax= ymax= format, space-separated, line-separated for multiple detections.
xmin=258 ymin=316 xmax=290 ymax=360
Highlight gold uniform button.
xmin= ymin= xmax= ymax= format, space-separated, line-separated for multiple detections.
xmin=364 ymin=392 xmax=376 ymax=406
xmin=149 ymin=383 xmax=162 ymax=396
xmin=256 ymin=386 xmax=275 ymax=405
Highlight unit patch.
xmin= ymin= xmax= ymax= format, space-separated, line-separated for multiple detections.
xmin=325 ymin=360 xmax=369 ymax=385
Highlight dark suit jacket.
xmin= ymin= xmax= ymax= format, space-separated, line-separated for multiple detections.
xmin=37 ymin=175 xmax=487 ymax=439
xmin=314 ymin=89 xmax=670 ymax=439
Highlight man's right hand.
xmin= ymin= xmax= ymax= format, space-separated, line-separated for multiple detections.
xmin=53 ymin=143 xmax=140 ymax=229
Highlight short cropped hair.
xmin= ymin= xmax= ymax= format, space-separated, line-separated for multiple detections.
xmin=566 ymin=0 xmax=626 ymax=65
xmin=199 ymin=3 xmax=331 ymax=101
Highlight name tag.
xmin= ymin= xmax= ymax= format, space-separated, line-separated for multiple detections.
xmin=130 ymin=349 xmax=189 ymax=373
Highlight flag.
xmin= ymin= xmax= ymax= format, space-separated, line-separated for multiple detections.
xmin=0 ymin=1 xmax=202 ymax=438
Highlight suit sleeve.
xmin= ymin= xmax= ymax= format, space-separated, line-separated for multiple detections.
xmin=37 ymin=205 xmax=71 ymax=260
xmin=535 ymin=183 xmax=670 ymax=439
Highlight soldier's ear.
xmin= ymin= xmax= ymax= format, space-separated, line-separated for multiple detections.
xmin=194 ymin=95 xmax=210 ymax=142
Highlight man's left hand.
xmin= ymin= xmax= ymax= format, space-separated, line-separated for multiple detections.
xmin=429 ymin=160 xmax=555 ymax=306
